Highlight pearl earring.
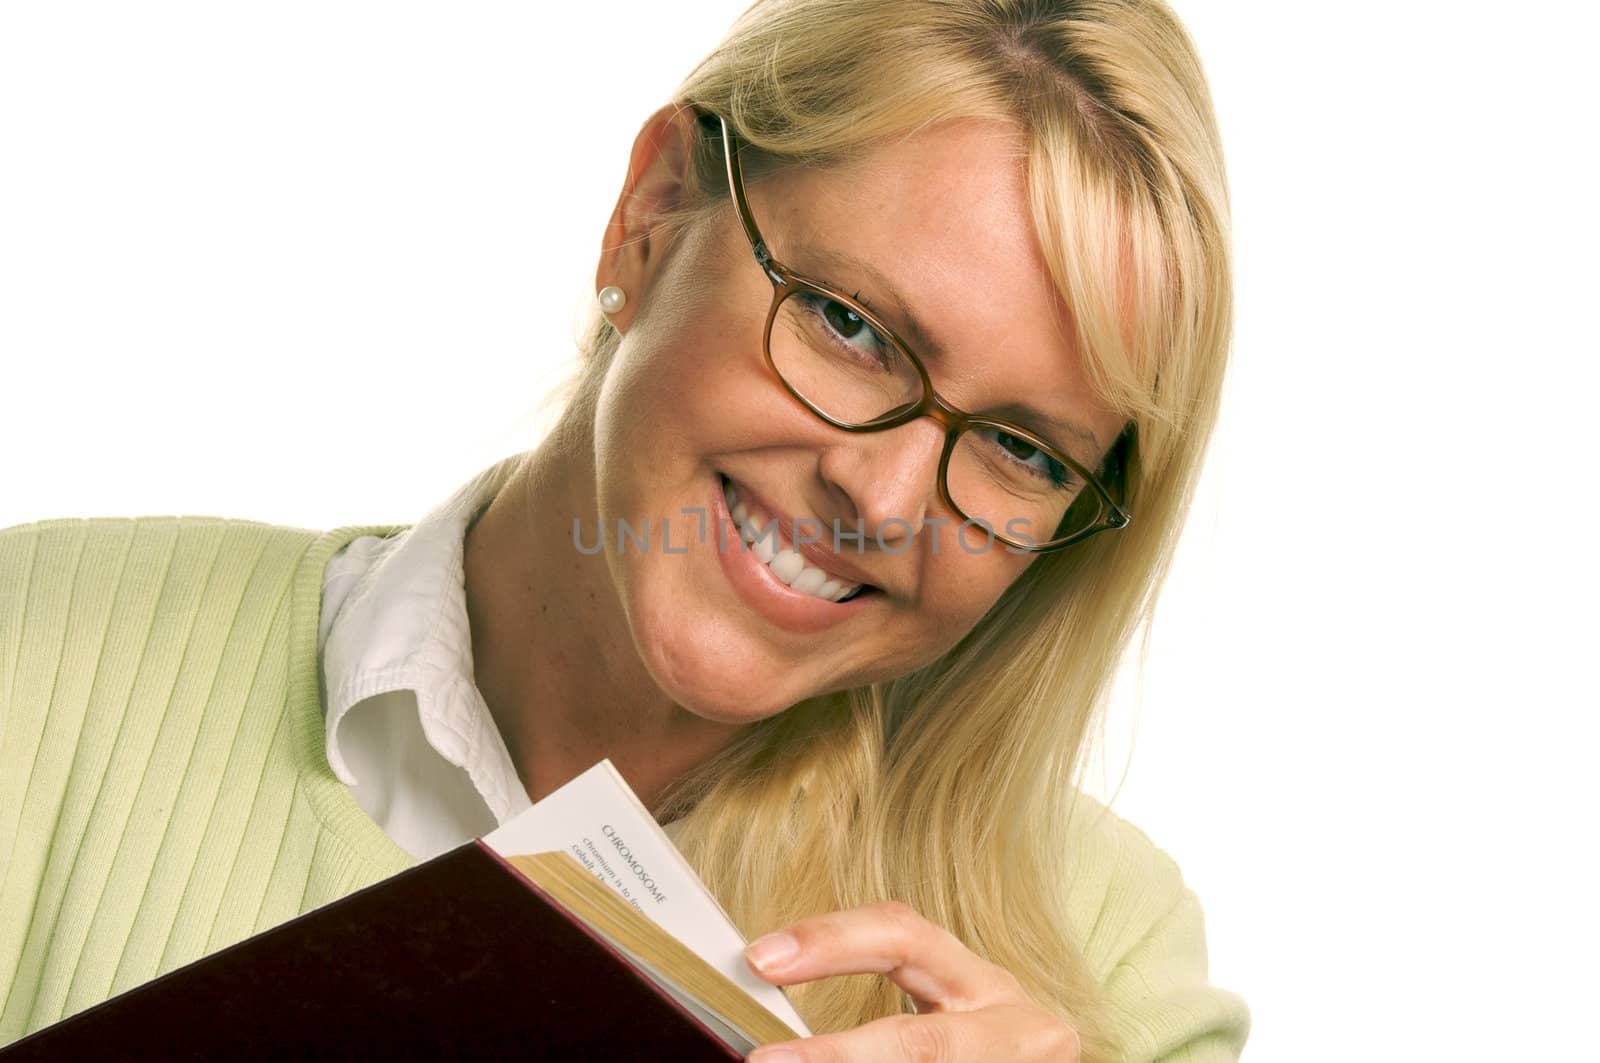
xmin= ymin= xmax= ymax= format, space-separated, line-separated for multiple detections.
xmin=597 ymin=285 xmax=627 ymax=314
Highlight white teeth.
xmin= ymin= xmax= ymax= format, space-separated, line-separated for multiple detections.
xmin=791 ymin=568 xmax=827 ymax=595
xmin=752 ymin=530 xmax=776 ymax=563
xmin=770 ymin=549 xmax=805 ymax=585
xmin=723 ymin=477 xmax=864 ymax=603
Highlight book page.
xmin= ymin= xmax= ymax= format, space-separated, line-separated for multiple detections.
xmin=482 ymin=760 xmax=811 ymax=1036
xmin=594 ymin=927 xmax=759 ymax=1056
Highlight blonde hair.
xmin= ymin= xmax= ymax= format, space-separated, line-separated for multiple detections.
xmin=550 ymin=2 xmax=1230 ymax=1058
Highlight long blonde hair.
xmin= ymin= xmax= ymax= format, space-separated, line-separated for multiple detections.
xmin=549 ymin=2 xmax=1230 ymax=1058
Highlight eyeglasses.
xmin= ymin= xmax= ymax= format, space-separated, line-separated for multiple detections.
xmin=713 ymin=115 xmax=1132 ymax=553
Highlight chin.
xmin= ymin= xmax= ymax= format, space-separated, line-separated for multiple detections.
xmin=633 ymin=610 xmax=809 ymax=726
xmin=661 ymin=652 xmax=802 ymax=727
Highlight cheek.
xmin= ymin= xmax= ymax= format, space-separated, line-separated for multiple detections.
xmin=601 ymin=270 xmax=763 ymax=417
xmin=890 ymin=549 xmax=1035 ymax=667
xmin=597 ymin=325 xmax=800 ymax=497
xmin=592 ymin=321 xmax=726 ymax=500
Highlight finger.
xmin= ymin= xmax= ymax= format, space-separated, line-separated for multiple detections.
xmin=743 ymin=900 xmax=1026 ymax=1012
xmin=746 ymin=1005 xmax=1076 ymax=1063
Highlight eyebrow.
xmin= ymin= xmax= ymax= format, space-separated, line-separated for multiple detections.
xmin=789 ymin=243 xmax=1104 ymax=457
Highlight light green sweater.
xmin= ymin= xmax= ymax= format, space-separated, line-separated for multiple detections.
xmin=0 ymin=516 xmax=1248 ymax=1058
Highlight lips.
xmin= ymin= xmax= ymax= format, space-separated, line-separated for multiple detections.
xmin=720 ymin=475 xmax=878 ymax=602
xmin=708 ymin=472 xmax=879 ymax=634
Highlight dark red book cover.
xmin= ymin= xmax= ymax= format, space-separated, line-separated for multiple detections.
xmin=0 ymin=841 xmax=748 ymax=1061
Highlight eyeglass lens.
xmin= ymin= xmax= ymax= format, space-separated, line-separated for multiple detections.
xmin=768 ymin=287 xmax=1109 ymax=547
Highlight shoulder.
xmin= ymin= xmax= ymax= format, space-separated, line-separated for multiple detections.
xmin=0 ymin=514 xmax=406 ymax=587
xmin=0 ymin=513 xmax=323 ymax=555
xmin=0 ymin=516 xmax=402 ymax=690
xmin=0 ymin=517 xmax=318 ymax=692
xmin=1060 ymin=794 xmax=1251 ymax=1062
xmin=0 ymin=515 xmax=326 ymax=604
xmin=1058 ymin=793 xmax=1192 ymax=971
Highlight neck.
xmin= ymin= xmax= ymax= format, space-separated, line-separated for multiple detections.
xmin=463 ymin=421 xmax=744 ymax=816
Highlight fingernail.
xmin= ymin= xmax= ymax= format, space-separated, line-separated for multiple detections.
xmin=745 ymin=931 xmax=799 ymax=972
xmin=748 ymin=1047 xmax=802 ymax=1063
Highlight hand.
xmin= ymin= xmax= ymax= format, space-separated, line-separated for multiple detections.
xmin=741 ymin=900 xmax=1080 ymax=1062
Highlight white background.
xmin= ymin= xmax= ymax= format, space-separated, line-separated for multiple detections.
xmin=2 ymin=3 xmax=1595 ymax=1058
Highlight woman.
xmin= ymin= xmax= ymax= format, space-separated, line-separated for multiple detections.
xmin=0 ymin=0 xmax=1244 ymax=1060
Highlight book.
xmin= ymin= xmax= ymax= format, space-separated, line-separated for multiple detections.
xmin=0 ymin=760 xmax=812 ymax=1061
xmin=484 ymin=759 xmax=811 ymax=1048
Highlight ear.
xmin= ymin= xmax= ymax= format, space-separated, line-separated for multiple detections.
xmin=595 ymin=104 xmax=702 ymax=334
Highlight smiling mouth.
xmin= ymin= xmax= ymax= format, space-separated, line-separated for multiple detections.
xmin=719 ymin=475 xmax=876 ymax=604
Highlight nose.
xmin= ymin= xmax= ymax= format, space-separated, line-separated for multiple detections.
xmin=814 ymin=418 xmax=947 ymax=551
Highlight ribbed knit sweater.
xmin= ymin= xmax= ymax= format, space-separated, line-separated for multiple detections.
xmin=0 ymin=516 xmax=1248 ymax=1059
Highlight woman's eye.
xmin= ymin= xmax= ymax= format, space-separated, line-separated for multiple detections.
xmin=996 ymin=432 xmax=1035 ymax=461
xmin=822 ymin=299 xmax=867 ymax=340
xmin=803 ymin=294 xmax=894 ymax=369
xmin=984 ymin=429 xmax=1075 ymax=488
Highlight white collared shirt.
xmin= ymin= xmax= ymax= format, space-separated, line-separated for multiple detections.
xmin=316 ymin=454 xmax=534 ymax=860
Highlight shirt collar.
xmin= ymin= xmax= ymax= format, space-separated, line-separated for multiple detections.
xmin=320 ymin=453 xmax=531 ymax=823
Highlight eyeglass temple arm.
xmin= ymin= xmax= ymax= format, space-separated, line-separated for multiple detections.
xmin=718 ymin=117 xmax=785 ymax=285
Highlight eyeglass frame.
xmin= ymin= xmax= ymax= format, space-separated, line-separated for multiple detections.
xmin=709 ymin=113 xmax=1133 ymax=553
